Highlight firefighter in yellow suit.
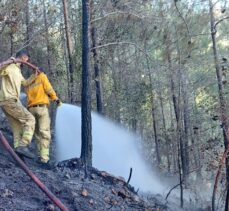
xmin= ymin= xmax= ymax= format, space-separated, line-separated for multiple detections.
xmin=25 ymin=67 xmax=61 ymax=166
xmin=0 ymin=51 xmax=37 ymax=159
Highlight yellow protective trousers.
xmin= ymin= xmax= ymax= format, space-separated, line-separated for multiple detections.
xmin=29 ymin=106 xmax=51 ymax=163
xmin=1 ymin=99 xmax=35 ymax=148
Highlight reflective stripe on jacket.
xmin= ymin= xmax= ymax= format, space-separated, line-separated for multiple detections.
xmin=25 ymin=72 xmax=58 ymax=107
xmin=0 ymin=64 xmax=36 ymax=102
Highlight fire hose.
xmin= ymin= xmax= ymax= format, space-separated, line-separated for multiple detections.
xmin=0 ymin=58 xmax=41 ymax=73
xmin=0 ymin=59 xmax=68 ymax=210
xmin=0 ymin=131 xmax=69 ymax=211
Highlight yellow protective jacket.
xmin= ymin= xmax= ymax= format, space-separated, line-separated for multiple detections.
xmin=25 ymin=72 xmax=58 ymax=107
xmin=0 ymin=64 xmax=36 ymax=102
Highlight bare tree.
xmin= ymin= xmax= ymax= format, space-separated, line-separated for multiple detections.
xmin=90 ymin=0 xmax=104 ymax=114
xmin=209 ymin=0 xmax=229 ymax=210
xmin=81 ymin=0 xmax=92 ymax=167
xmin=42 ymin=0 xmax=52 ymax=74
xmin=25 ymin=0 xmax=30 ymax=53
xmin=62 ymin=0 xmax=75 ymax=102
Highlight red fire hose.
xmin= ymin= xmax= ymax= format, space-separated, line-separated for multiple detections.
xmin=0 ymin=58 xmax=41 ymax=73
xmin=0 ymin=132 xmax=69 ymax=211
xmin=0 ymin=59 xmax=68 ymax=209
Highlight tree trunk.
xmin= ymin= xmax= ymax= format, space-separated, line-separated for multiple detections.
xmin=42 ymin=0 xmax=52 ymax=75
xmin=151 ymin=102 xmax=161 ymax=165
xmin=42 ymin=0 xmax=56 ymax=130
xmin=165 ymin=32 xmax=184 ymax=207
xmin=168 ymin=98 xmax=177 ymax=172
xmin=158 ymin=89 xmax=171 ymax=172
xmin=208 ymin=1 xmax=229 ymax=210
xmin=60 ymin=14 xmax=70 ymax=98
xmin=25 ymin=0 xmax=30 ymax=52
xmin=111 ymin=53 xmax=121 ymax=122
xmin=90 ymin=0 xmax=104 ymax=114
xmin=81 ymin=0 xmax=92 ymax=167
xmin=143 ymin=39 xmax=161 ymax=165
xmin=62 ymin=0 xmax=75 ymax=103
xmin=182 ymin=75 xmax=190 ymax=179
xmin=10 ymin=33 xmax=14 ymax=56
xmin=192 ymin=91 xmax=202 ymax=176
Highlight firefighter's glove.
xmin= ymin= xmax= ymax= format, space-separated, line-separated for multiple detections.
xmin=10 ymin=57 xmax=16 ymax=63
xmin=56 ymin=99 xmax=62 ymax=107
xmin=34 ymin=67 xmax=40 ymax=76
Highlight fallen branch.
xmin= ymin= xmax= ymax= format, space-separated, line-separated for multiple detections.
xmin=127 ymin=167 xmax=133 ymax=185
xmin=165 ymin=182 xmax=182 ymax=201
xmin=0 ymin=131 xmax=69 ymax=210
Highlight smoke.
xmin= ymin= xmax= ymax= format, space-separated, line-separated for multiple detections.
xmin=55 ymin=104 xmax=167 ymax=194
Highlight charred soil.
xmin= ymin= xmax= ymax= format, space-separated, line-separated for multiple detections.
xmin=0 ymin=132 xmax=168 ymax=211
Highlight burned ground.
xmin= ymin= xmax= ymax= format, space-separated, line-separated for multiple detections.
xmin=0 ymin=130 xmax=171 ymax=211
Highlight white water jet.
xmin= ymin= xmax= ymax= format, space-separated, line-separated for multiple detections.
xmin=55 ymin=103 xmax=166 ymax=194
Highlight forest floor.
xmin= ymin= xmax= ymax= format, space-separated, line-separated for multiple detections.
xmin=0 ymin=129 xmax=178 ymax=211
xmin=0 ymin=117 xmax=212 ymax=211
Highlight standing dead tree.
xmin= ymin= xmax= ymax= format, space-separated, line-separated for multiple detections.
xmin=81 ymin=0 xmax=92 ymax=168
xmin=209 ymin=0 xmax=229 ymax=210
xmin=62 ymin=0 xmax=75 ymax=103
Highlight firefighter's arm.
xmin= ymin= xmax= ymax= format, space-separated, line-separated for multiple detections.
xmin=21 ymin=73 xmax=37 ymax=86
xmin=42 ymin=74 xmax=58 ymax=101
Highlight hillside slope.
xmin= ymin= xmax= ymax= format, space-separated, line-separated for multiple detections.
xmin=0 ymin=133 xmax=170 ymax=211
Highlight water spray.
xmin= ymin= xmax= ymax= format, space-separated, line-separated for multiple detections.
xmin=55 ymin=103 xmax=166 ymax=194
